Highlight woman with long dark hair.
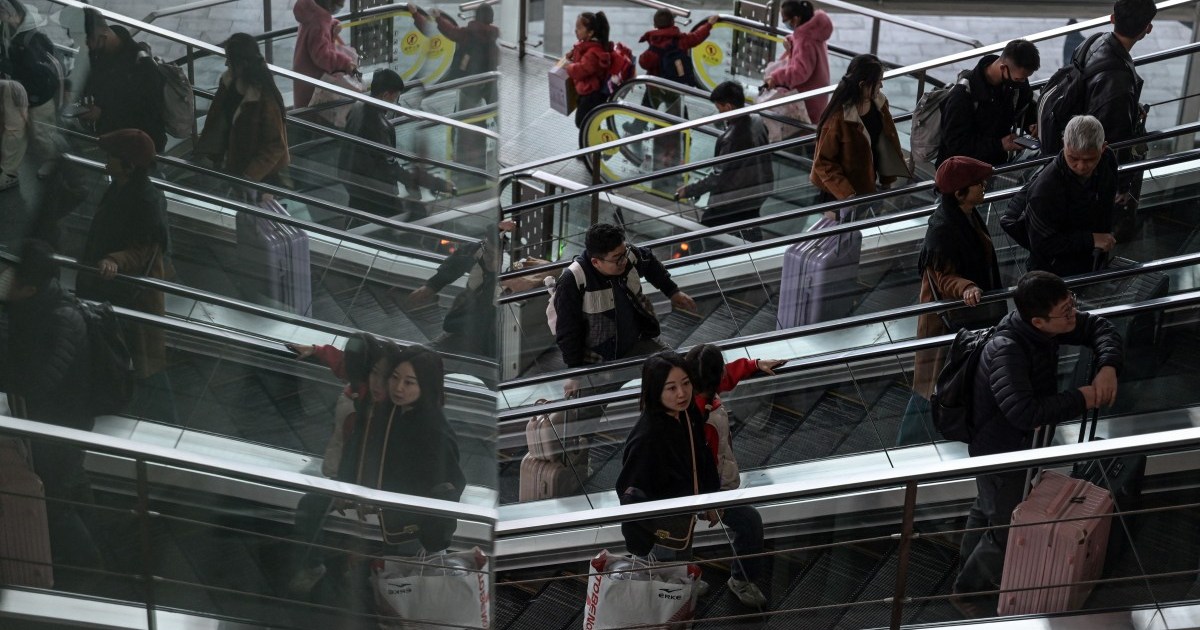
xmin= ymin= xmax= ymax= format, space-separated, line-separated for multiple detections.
xmin=810 ymin=54 xmax=909 ymax=211
xmin=616 ymin=352 xmax=719 ymax=576
xmin=899 ymin=156 xmax=1004 ymax=445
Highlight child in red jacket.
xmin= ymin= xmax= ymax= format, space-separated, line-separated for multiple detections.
xmin=565 ymin=11 xmax=612 ymax=132
xmin=686 ymin=343 xmax=786 ymax=608
xmin=623 ymin=11 xmax=717 ymax=137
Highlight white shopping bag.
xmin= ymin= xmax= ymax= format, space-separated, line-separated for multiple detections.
xmin=372 ymin=547 xmax=490 ymax=630
xmin=583 ymin=549 xmax=699 ymax=630
xmin=755 ymin=87 xmax=811 ymax=143
xmin=309 ymin=69 xmax=365 ymax=128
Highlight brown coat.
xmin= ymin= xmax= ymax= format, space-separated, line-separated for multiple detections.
xmin=107 ymin=243 xmax=172 ymax=378
xmin=810 ymin=93 xmax=909 ymax=200
xmin=197 ymin=71 xmax=290 ymax=182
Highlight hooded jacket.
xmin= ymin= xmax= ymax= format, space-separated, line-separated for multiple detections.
xmin=552 ymin=244 xmax=679 ymax=367
xmin=768 ymin=9 xmax=833 ymax=123
xmin=637 ymin=23 xmax=713 ymax=80
xmin=811 ymin=93 xmax=909 ymax=199
xmin=0 ymin=0 xmax=59 ymax=107
xmin=678 ymin=110 xmax=774 ymax=225
xmin=1026 ymin=148 xmax=1117 ymax=278
xmin=292 ymin=0 xmax=356 ymax=107
xmin=937 ymin=54 xmax=1035 ymax=166
xmin=197 ymin=69 xmax=290 ymax=183
xmin=4 ymin=279 xmax=92 ymax=431
xmin=1081 ymin=32 xmax=1142 ymax=146
xmin=969 ymin=310 xmax=1122 ymax=457
xmin=566 ymin=39 xmax=611 ymax=96
xmin=83 ymin=25 xmax=165 ymax=151
xmin=912 ymin=196 xmax=1002 ymax=398
xmin=695 ymin=357 xmax=759 ymax=490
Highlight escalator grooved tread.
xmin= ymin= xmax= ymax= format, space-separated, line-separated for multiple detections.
xmin=495 ymin=583 xmax=538 ymax=630
xmin=740 ymin=300 xmax=781 ymax=337
xmin=766 ymin=394 xmax=867 ymax=465
xmin=765 ymin=544 xmax=884 ymax=629
xmin=834 ymin=539 xmax=957 ymax=629
xmin=505 ymin=576 xmax=586 ymax=630
xmin=681 ymin=299 xmax=762 ymax=349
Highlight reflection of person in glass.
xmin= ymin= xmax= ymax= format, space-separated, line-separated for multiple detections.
xmin=341 ymin=344 xmax=465 ymax=552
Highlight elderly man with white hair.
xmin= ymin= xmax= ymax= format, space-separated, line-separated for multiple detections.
xmin=1024 ymin=114 xmax=1119 ymax=277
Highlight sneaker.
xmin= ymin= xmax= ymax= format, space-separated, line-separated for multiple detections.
xmin=727 ymin=577 xmax=767 ymax=607
xmin=0 ymin=172 xmax=18 ymax=192
xmin=695 ymin=579 xmax=710 ymax=598
xmin=287 ymin=564 xmax=326 ymax=595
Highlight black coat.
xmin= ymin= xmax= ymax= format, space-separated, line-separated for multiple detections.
xmin=937 ymin=54 xmax=1035 ymax=166
xmin=680 ymin=112 xmax=774 ymax=224
xmin=1081 ymin=33 xmax=1142 ymax=147
xmin=83 ymin=25 xmax=166 ymax=151
xmin=339 ymin=400 xmax=466 ymax=551
xmin=918 ymin=197 xmax=1002 ymax=294
xmin=616 ymin=406 xmax=720 ymax=555
xmin=969 ymin=310 xmax=1122 ymax=457
xmin=4 ymin=280 xmax=93 ymax=431
xmin=1026 ymin=149 xmax=1117 ymax=277
xmin=337 ymin=102 xmax=419 ymax=199
xmin=1 ymin=29 xmax=60 ymax=107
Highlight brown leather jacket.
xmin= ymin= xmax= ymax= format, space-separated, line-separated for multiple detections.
xmin=810 ymin=93 xmax=909 ymax=199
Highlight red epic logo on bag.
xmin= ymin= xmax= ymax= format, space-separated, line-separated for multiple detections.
xmin=583 ymin=573 xmax=602 ymax=630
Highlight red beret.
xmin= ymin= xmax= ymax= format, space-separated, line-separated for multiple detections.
xmin=934 ymin=156 xmax=993 ymax=194
xmin=98 ymin=129 xmax=156 ymax=169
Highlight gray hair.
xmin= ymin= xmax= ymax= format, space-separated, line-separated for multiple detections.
xmin=1063 ymin=115 xmax=1105 ymax=152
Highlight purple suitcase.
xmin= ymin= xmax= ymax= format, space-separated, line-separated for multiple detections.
xmin=236 ymin=199 xmax=313 ymax=316
xmin=518 ymin=453 xmax=582 ymax=502
xmin=777 ymin=217 xmax=862 ymax=329
xmin=0 ymin=439 xmax=53 ymax=588
xmin=998 ymin=470 xmax=1113 ymax=615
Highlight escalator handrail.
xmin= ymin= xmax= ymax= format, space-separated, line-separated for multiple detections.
xmin=0 ymin=415 xmax=496 ymax=523
xmin=288 ymin=71 xmax=501 ymax=129
xmin=804 ymin=0 xmax=981 ymax=48
xmin=497 ymin=289 xmax=1200 ymax=421
xmin=496 ymin=419 xmax=1200 ymax=535
xmin=61 ymin=153 xmax=463 ymax=265
xmin=498 ymin=1 xmax=1199 ymax=176
xmin=497 ymin=122 xmax=1200 ymax=292
xmin=16 ymin=251 xmax=498 ymax=371
xmin=499 ymin=247 xmax=1200 ymax=394
xmin=44 ymin=0 xmax=494 ymax=139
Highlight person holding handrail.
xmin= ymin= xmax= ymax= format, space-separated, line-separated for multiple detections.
xmin=810 ymin=53 xmax=909 ymax=221
xmin=564 ymin=12 xmax=612 ymax=136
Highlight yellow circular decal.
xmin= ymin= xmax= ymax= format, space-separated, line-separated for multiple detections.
xmin=700 ymin=42 xmax=722 ymax=66
xmin=400 ymin=30 xmax=425 ymax=55
xmin=593 ymin=128 xmax=620 ymax=157
xmin=427 ymin=35 xmax=448 ymax=58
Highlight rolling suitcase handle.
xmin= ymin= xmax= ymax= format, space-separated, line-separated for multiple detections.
xmin=1025 ymin=357 xmax=1099 ymax=499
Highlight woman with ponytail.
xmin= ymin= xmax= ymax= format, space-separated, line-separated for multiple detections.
xmin=810 ymin=53 xmax=909 ymax=212
xmin=565 ymin=11 xmax=612 ymax=133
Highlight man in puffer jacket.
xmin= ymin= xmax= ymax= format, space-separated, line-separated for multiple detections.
xmin=951 ymin=270 xmax=1123 ymax=617
xmin=765 ymin=0 xmax=833 ymax=124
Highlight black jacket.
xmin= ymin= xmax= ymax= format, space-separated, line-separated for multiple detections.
xmin=427 ymin=240 xmax=496 ymax=339
xmin=76 ymin=174 xmax=169 ymax=302
xmin=969 ymin=310 xmax=1122 ymax=457
xmin=918 ymin=197 xmax=1002 ymax=293
xmin=83 ymin=25 xmax=166 ymax=151
xmin=4 ymin=280 xmax=93 ymax=431
xmin=937 ymin=54 xmax=1034 ymax=166
xmin=1026 ymin=148 xmax=1117 ymax=278
xmin=337 ymin=102 xmax=421 ymax=198
xmin=553 ymin=245 xmax=679 ymax=367
xmin=679 ymin=112 xmax=774 ymax=224
xmin=1 ymin=29 xmax=60 ymax=107
xmin=339 ymin=400 xmax=466 ymax=551
xmin=1082 ymin=33 xmax=1142 ymax=147
xmin=616 ymin=406 xmax=720 ymax=555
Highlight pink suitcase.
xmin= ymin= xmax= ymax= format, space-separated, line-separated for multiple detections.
xmin=518 ymin=453 xmax=589 ymax=502
xmin=525 ymin=400 xmax=570 ymax=461
xmin=998 ymin=470 xmax=1113 ymax=615
xmin=0 ymin=439 xmax=54 ymax=588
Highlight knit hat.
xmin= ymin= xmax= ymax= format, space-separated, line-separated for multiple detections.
xmin=98 ymin=129 xmax=156 ymax=169
xmin=934 ymin=156 xmax=993 ymax=194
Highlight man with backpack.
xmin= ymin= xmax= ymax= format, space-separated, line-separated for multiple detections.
xmin=937 ymin=39 xmax=1040 ymax=167
xmin=3 ymin=239 xmax=106 ymax=579
xmin=1016 ymin=115 xmax=1119 ymax=278
xmin=950 ymin=270 xmax=1122 ymax=617
xmin=622 ymin=11 xmax=717 ymax=136
xmin=80 ymin=9 xmax=166 ymax=151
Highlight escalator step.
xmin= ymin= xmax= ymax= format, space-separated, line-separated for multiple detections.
xmin=835 ymin=539 xmax=956 ymax=629
xmin=658 ymin=306 xmax=707 ymax=350
xmin=495 ymin=583 xmax=538 ymax=630
xmin=682 ymin=299 xmax=762 ymax=348
xmin=506 ymin=576 xmax=586 ymax=630
xmin=860 ymin=382 xmax=911 ymax=449
xmin=767 ymin=394 xmax=867 ymax=465
xmin=740 ymin=300 xmax=781 ymax=337
xmin=767 ymin=544 xmax=884 ymax=629
xmin=734 ymin=405 xmax=805 ymax=469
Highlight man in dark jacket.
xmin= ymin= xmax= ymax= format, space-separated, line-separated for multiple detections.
xmin=553 ymin=222 xmax=696 ymax=370
xmin=1082 ymin=0 xmax=1154 ymax=152
xmin=4 ymin=239 xmax=105 ymax=577
xmin=1026 ymin=115 xmax=1117 ymax=278
xmin=937 ymin=39 xmax=1039 ymax=167
xmin=338 ymin=69 xmax=453 ymax=221
xmin=80 ymin=9 xmax=165 ymax=151
xmin=951 ymin=270 xmax=1122 ymax=617
xmin=677 ymin=81 xmax=774 ymax=243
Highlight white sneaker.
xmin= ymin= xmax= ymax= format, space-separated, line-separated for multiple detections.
xmin=727 ymin=577 xmax=767 ymax=607
xmin=0 ymin=173 xmax=18 ymax=192
xmin=695 ymin=579 xmax=710 ymax=598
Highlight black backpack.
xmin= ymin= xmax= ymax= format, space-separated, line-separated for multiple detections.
xmin=78 ymin=301 xmax=136 ymax=416
xmin=930 ymin=327 xmax=1009 ymax=443
xmin=1037 ymin=32 xmax=1106 ymax=156
xmin=650 ymin=38 xmax=696 ymax=87
xmin=999 ymin=162 xmax=1050 ymax=249
xmin=4 ymin=31 xmax=64 ymax=107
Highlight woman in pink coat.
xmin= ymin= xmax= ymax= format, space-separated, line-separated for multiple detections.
xmin=292 ymin=0 xmax=357 ymax=107
xmin=765 ymin=0 xmax=833 ymax=124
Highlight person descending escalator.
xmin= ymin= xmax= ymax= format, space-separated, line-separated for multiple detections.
xmin=620 ymin=11 xmax=718 ymax=138
xmin=764 ymin=0 xmax=833 ymax=125
xmin=291 ymin=0 xmax=358 ymax=109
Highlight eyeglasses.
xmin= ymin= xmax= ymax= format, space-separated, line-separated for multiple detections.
xmin=1043 ymin=292 xmax=1078 ymax=320
xmin=597 ymin=247 xmax=629 ymax=265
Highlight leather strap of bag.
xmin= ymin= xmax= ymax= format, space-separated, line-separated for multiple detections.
xmin=925 ymin=269 xmax=957 ymax=331
xmin=685 ymin=410 xmax=699 ymax=496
